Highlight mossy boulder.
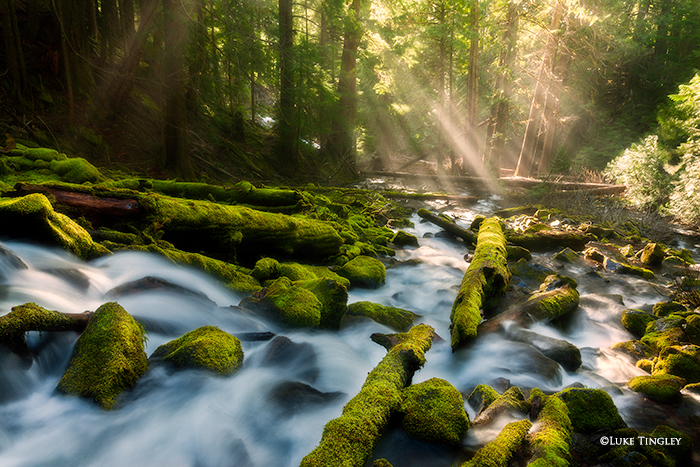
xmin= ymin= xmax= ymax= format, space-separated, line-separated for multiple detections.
xmin=337 ymin=255 xmax=386 ymax=289
xmin=239 ymin=277 xmax=322 ymax=328
xmin=473 ymin=386 xmax=528 ymax=425
xmin=611 ymin=340 xmax=656 ymax=361
xmin=527 ymin=388 xmax=573 ymax=467
xmin=149 ymin=326 xmax=243 ymax=376
xmin=345 ymin=301 xmax=419 ymax=332
xmin=640 ymin=242 xmax=666 ymax=267
xmin=56 ymin=302 xmax=147 ymax=410
xmin=652 ymin=301 xmax=686 ymax=318
xmin=399 ymin=377 xmax=470 ymax=446
xmin=637 ymin=359 xmax=655 ymax=373
xmin=621 ymin=309 xmax=658 ymax=339
xmin=391 ymin=230 xmax=419 ymax=247
xmin=641 ymin=317 xmax=688 ymax=353
xmin=627 ymin=374 xmax=686 ymax=403
xmin=467 ymin=384 xmax=500 ymax=415
xmin=296 ymin=278 xmax=349 ymax=330
xmin=556 ymin=387 xmax=624 ymax=434
xmin=0 ymin=193 xmax=109 ymax=259
xmin=553 ymin=247 xmax=580 ymax=263
xmin=251 ymin=257 xmax=281 ymax=281
xmin=459 ymin=419 xmax=533 ymax=467
xmin=652 ymin=344 xmax=700 ymax=383
xmin=49 ymin=157 xmax=104 ymax=184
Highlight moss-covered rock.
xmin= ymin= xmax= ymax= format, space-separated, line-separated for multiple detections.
xmin=553 ymin=247 xmax=580 ymax=263
xmin=473 ymin=386 xmax=528 ymax=425
xmin=49 ymin=157 xmax=104 ymax=184
xmin=459 ymin=419 xmax=533 ymax=467
xmin=637 ymin=359 xmax=655 ymax=373
xmin=239 ymin=277 xmax=322 ymax=328
xmin=627 ymin=374 xmax=686 ymax=403
xmin=56 ymin=302 xmax=147 ymax=410
xmin=345 ymin=301 xmax=419 ymax=332
xmin=300 ymin=324 xmax=434 ymax=467
xmin=556 ymin=388 xmax=624 ymax=434
xmin=652 ymin=344 xmax=700 ymax=383
xmin=337 ymin=255 xmax=386 ymax=289
xmin=509 ymin=257 xmax=556 ymax=283
xmin=611 ymin=340 xmax=656 ymax=361
xmin=640 ymin=242 xmax=666 ymax=267
xmin=621 ymin=309 xmax=658 ymax=339
xmin=251 ymin=257 xmax=281 ymax=281
xmin=467 ymin=384 xmax=500 ymax=415
xmin=296 ymin=278 xmax=349 ymax=330
xmin=450 ymin=217 xmax=511 ymax=350
xmin=506 ymin=245 xmax=532 ymax=261
xmin=399 ymin=377 xmax=470 ymax=446
xmin=149 ymin=326 xmax=243 ymax=376
xmin=527 ymin=388 xmax=573 ymax=467
xmin=641 ymin=317 xmax=688 ymax=353
xmin=391 ymin=230 xmax=419 ymax=247
xmin=652 ymin=301 xmax=687 ymax=318
xmin=0 ymin=193 xmax=109 ymax=259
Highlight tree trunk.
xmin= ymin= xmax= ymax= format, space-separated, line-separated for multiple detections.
xmin=121 ymin=0 xmax=136 ymax=43
xmin=514 ymin=0 xmax=564 ymax=178
xmin=536 ymin=51 xmax=570 ymax=176
xmin=0 ymin=0 xmax=28 ymax=100
xmin=163 ymin=0 xmax=193 ymax=179
xmin=464 ymin=0 xmax=479 ymax=175
xmin=484 ymin=1 xmax=518 ymax=175
xmin=278 ymin=0 xmax=297 ymax=167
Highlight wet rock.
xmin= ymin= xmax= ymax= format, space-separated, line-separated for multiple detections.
xmin=627 ymin=374 xmax=686 ymax=403
xmin=399 ymin=377 xmax=470 ymax=446
xmin=505 ymin=328 xmax=582 ymax=371
xmin=239 ymin=277 xmax=322 ymax=328
xmin=56 ymin=302 xmax=147 ymax=410
xmin=585 ymin=243 xmax=654 ymax=279
xmin=461 ymin=419 xmax=532 ymax=467
xmin=556 ymin=387 xmax=625 ymax=434
xmin=0 ymin=243 xmax=27 ymax=275
xmin=473 ymin=386 xmax=528 ymax=425
xmin=268 ymin=381 xmax=343 ymax=416
xmin=42 ymin=268 xmax=91 ymax=291
xmin=506 ymin=245 xmax=532 ymax=261
xmin=652 ymin=300 xmax=686 ymax=318
xmin=611 ymin=340 xmax=656 ymax=361
xmin=653 ymin=344 xmax=700 ymax=383
xmin=260 ymin=336 xmax=319 ymax=383
xmin=337 ymin=255 xmax=386 ymax=289
xmin=296 ymin=278 xmax=348 ymax=330
xmin=105 ymin=276 xmax=212 ymax=302
xmin=637 ymin=359 xmax=655 ymax=372
xmin=640 ymin=242 xmax=666 ymax=267
xmin=621 ymin=309 xmax=658 ymax=339
xmin=553 ymin=247 xmax=580 ymax=263
xmin=509 ymin=257 xmax=556 ymax=284
xmin=641 ymin=317 xmax=688 ymax=353
xmin=149 ymin=326 xmax=244 ymax=376
xmin=467 ymin=384 xmax=500 ymax=415
xmin=391 ymin=230 xmax=419 ymax=248
xmin=683 ymin=382 xmax=700 ymax=395
xmin=345 ymin=301 xmax=419 ymax=332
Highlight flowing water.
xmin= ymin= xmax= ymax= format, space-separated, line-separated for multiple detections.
xmin=1 ymin=197 xmax=699 ymax=466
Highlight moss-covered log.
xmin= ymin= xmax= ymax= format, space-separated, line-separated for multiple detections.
xmin=527 ymin=388 xmax=573 ymax=467
xmin=0 ymin=302 xmax=93 ymax=355
xmin=139 ymin=193 xmax=344 ymax=262
xmin=417 ymin=208 xmax=477 ymax=245
xmin=450 ymin=218 xmax=511 ymax=350
xmin=473 ymin=386 xmax=528 ymax=425
xmin=0 ymin=193 xmax=109 ymax=259
xmin=346 ymin=301 xmax=419 ymax=332
xmin=300 ymin=324 xmax=434 ymax=467
xmin=459 ymin=419 xmax=532 ymax=467
xmin=15 ymin=183 xmax=140 ymax=217
xmin=56 ymin=302 xmax=148 ymax=410
xmin=505 ymin=230 xmax=591 ymax=251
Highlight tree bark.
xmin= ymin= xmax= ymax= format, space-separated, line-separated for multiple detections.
xmin=464 ymin=0 xmax=479 ymax=175
xmin=278 ymin=0 xmax=297 ymax=167
xmin=514 ymin=0 xmax=564 ymax=178
xmin=0 ymin=0 xmax=28 ymax=100
xmin=417 ymin=208 xmax=477 ymax=245
xmin=536 ymin=50 xmax=570 ymax=176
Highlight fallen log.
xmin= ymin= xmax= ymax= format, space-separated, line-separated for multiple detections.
xmin=300 ymin=324 xmax=434 ymax=467
xmin=505 ymin=229 xmax=591 ymax=251
xmin=450 ymin=217 xmax=511 ymax=350
xmin=0 ymin=302 xmax=93 ymax=356
xmin=417 ymin=208 xmax=477 ymax=245
xmin=459 ymin=419 xmax=533 ymax=467
xmin=14 ymin=183 xmax=140 ymax=217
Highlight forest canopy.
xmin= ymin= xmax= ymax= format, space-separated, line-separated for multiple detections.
xmin=1 ymin=0 xmax=699 ymax=191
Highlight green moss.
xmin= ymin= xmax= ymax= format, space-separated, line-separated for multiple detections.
xmin=627 ymin=374 xmax=686 ymax=403
xmin=0 ymin=302 xmax=79 ymax=352
xmin=520 ymin=281 xmax=580 ymax=324
xmin=56 ymin=302 xmax=147 ymax=410
xmin=556 ymin=388 xmax=623 ymax=434
xmin=553 ymin=247 xmax=580 ymax=263
xmin=49 ymin=157 xmax=104 ymax=183
xmin=622 ymin=309 xmax=658 ymax=339
xmin=641 ymin=317 xmax=688 ymax=353
xmin=527 ymin=388 xmax=573 ymax=467
xmin=649 ymin=425 xmax=693 ymax=464
xmin=296 ymin=278 xmax=349 ymax=330
xmin=399 ymin=377 xmax=470 ymax=446
xmin=653 ymin=345 xmax=700 ymax=383
xmin=450 ymin=217 xmax=511 ymax=350
xmin=637 ymin=359 xmax=655 ymax=372
xmin=474 ymin=386 xmax=528 ymax=424
xmin=467 ymin=384 xmax=500 ymax=414
xmin=611 ymin=340 xmax=656 ymax=361
xmin=345 ymin=301 xmax=419 ymax=332
xmin=391 ymin=230 xmax=419 ymax=247
xmin=506 ymin=245 xmax=532 ymax=261
xmin=373 ymin=460 xmax=394 ymax=467
xmin=0 ymin=193 xmax=109 ymax=259
xmin=459 ymin=419 xmax=532 ymax=467
xmin=240 ymin=276 xmax=322 ymax=328
xmin=338 ymin=255 xmax=386 ymax=289
xmin=509 ymin=257 xmax=555 ymax=283
xmin=300 ymin=324 xmax=434 ymax=467
xmin=149 ymin=326 xmax=243 ymax=376
xmin=251 ymin=257 xmax=281 ymax=281
xmin=640 ymin=242 xmax=666 ymax=267
xmin=652 ymin=301 xmax=687 ymax=318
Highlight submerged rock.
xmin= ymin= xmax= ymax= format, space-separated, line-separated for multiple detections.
xmin=268 ymin=381 xmax=343 ymax=416
xmin=260 ymin=336 xmax=319 ymax=382
xmin=506 ymin=328 xmax=582 ymax=371
xmin=399 ymin=377 xmax=471 ymax=446
xmin=149 ymin=326 xmax=243 ymax=376
xmin=56 ymin=302 xmax=147 ymax=410
xmin=345 ymin=301 xmax=419 ymax=332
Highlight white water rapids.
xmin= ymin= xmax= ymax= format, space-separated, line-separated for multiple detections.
xmin=1 ymin=199 xmax=699 ymax=466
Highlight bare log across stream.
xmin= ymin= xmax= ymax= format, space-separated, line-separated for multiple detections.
xmin=417 ymin=208 xmax=477 ymax=245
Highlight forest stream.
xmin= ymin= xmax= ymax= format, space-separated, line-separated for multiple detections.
xmin=1 ymin=184 xmax=699 ymax=467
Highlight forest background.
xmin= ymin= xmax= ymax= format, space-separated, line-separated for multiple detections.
xmin=1 ymin=0 xmax=700 ymax=222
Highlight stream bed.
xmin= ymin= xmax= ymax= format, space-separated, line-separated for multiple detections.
xmin=1 ymin=196 xmax=699 ymax=466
